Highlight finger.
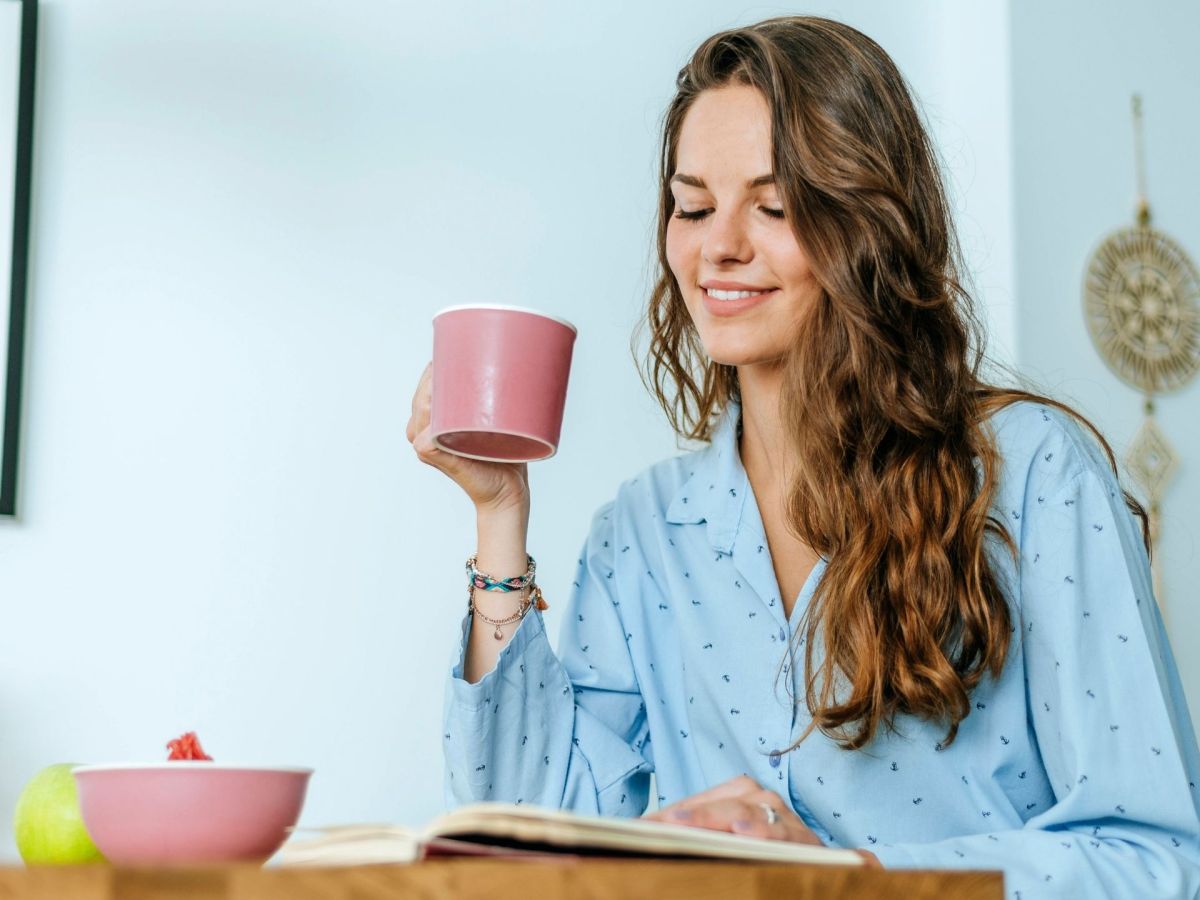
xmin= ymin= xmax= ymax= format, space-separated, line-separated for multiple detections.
xmin=733 ymin=792 xmax=822 ymax=845
xmin=682 ymin=796 xmax=801 ymax=843
xmin=409 ymin=363 xmax=433 ymax=427
xmin=405 ymin=410 xmax=420 ymax=444
xmin=726 ymin=805 xmax=777 ymax=841
xmin=658 ymin=798 xmax=759 ymax=834
xmin=411 ymin=424 xmax=458 ymax=474
xmin=648 ymin=777 xmax=758 ymax=830
xmin=413 ymin=362 xmax=432 ymax=410
xmin=645 ymin=775 xmax=762 ymax=821
xmin=406 ymin=363 xmax=434 ymax=444
xmin=725 ymin=794 xmax=784 ymax=840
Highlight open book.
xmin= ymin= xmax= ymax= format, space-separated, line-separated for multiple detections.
xmin=274 ymin=802 xmax=865 ymax=867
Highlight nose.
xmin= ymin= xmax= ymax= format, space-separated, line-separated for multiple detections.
xmin=701 ymin=208 xmax=752 ymax=266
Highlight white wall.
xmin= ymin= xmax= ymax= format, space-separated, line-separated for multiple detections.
xmin=1010 ymin=0 xmax=1200 ymax=713
xmin=0 ymin=0 xmax=1013 ymax=859
xmin=927 ymin=1 xmax=1016 ymax=366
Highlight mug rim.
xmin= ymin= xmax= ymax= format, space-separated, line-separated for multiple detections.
xmin=432 ymin=427 xmax=557 ymax=463
xmin=432 ymin=304 xmax=577 ymax=335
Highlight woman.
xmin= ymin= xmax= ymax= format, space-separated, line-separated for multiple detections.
xmin=407 ymin=16 xmax=1200 ymax=899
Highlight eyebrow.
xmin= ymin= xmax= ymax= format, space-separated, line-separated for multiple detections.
xmin=671 ymin=173 xmax=776 ymax=189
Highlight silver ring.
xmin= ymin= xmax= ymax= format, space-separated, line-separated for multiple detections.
xmin=758 ymin=801 xmax=778 ymax=826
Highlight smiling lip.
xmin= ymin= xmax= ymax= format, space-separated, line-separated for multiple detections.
xmin=700 ymin=280 xmax=774 ymax=291
xmin=699 ymin=281 xmax=778 ymax=317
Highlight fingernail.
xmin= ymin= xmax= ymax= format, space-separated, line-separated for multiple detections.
xmin=733 ymin=819 xmax=753 ymax=831
xmin=669 ymin=809 xmax=693 ymax=821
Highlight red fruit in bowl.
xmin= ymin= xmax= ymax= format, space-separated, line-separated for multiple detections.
xmin=166 ymin=732 xmax=212 ymax=761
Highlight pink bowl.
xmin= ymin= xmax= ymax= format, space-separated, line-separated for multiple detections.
xmin=73 ymin=763 xmax=312 ymax=865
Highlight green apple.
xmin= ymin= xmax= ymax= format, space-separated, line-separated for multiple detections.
xmin=13 ymin=764 xmax=105 ymax=864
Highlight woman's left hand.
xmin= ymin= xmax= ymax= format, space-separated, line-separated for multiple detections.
xmin=643 ymin=775 xmax=823 ymax=844
xmin=643 ymin=775 xmax=882 ymax=866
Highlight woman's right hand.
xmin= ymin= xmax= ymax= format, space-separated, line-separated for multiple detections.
xmin=406 ymin=362 xmax=530 ymax=517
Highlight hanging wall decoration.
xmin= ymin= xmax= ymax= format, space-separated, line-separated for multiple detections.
xmin=1082 ymin=95 xmax=1200 ymax=608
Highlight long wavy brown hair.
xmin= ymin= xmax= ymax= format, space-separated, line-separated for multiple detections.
xmin=640 ymin=16 xmax=1149 ymax=750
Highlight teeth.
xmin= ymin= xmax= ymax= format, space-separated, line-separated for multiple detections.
xmin=706 ymin=288 xmax=767 ymax=300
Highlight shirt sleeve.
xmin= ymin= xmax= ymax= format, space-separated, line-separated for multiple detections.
xmin=871 ymin=463 xmax=1200 ymax=899
xmin=442 ymin=501 xmax=653 ymax=816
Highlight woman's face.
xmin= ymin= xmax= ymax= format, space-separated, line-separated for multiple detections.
xmin=666 ymin=85 xmax=819 ymax=369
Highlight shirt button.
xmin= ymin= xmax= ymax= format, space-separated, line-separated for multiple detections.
xmin=778 ymin=627 xmax=787 ymax=642
xmin=769 ymin=751 xmax=782 ymax=768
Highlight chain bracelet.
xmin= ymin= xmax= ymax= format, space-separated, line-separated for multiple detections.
xmin=469 ymin=586 xmax=531 ymax=640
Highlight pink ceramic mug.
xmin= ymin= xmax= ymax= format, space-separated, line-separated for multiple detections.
xmin=431 ymin=305 xmax=577 ymax=462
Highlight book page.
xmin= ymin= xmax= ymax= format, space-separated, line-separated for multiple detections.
xmin=275 ymin=804 xmax=866 ymax=867
xmin=273 ymin=825 xmax=421 ymax=867
xmin=425 ymin=803 xmax=864 ymax=866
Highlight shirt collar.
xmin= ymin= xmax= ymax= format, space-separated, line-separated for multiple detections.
xmin=664 ymin=402 xmax=750 ymax=555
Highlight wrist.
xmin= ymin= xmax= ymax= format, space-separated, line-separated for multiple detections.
xmin=474 ymin=481 xmax=529 ymax=520
xmin=475 ymin=496 xmax=528 ymax=532
xmin=476 ymin=496 xmax=528 ymax=523
xmin=475 ymin=503 xmax=529 ymax=567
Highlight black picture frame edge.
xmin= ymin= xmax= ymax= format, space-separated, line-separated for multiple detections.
xmin=1 ymin=0 xmax=37 ymax=516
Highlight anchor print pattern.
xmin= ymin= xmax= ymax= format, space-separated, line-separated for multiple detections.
xmin=441 ymin=403 xmax=1199 ymax=899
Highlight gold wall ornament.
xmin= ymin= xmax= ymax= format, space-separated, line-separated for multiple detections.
xmin=1084 ymin=227 xmax=1200 ymax=393
xmin=1125 ymin=411 xmax=1179 ymax=506
xmin=1081 ymin=95 xmax=1200 ymax=614
xmin=1124 ymin=405 xmax=1178 ymax=604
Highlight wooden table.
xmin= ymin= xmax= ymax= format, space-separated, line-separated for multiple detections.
xmin=0 ymin=860 xmax=1003 ymax=899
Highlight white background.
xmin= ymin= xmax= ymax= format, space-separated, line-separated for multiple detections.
xmin=0 ymin=0 xmax=1194 ymax=860
xmin=1010 ymin=0 xmax=1200 ymax=662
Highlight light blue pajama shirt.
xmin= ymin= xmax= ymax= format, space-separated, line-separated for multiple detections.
xmin=443 ymin=401 xmax=1200 ymax=899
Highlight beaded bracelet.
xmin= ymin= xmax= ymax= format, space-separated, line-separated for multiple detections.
xmin=466 ymin=554 xmax=549 ymax=611
xmin=466 ymin=554 xmax=535 ymax=592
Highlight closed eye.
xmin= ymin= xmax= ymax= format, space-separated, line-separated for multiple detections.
xmin=672 ymin=207 xmax=785 ymax=221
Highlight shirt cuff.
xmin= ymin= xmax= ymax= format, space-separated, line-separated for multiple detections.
xmin=448 ymin=606 xmax=549 ymax=710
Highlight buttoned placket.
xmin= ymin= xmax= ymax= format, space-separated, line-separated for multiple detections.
xmin=729 ymin=473 xmax=832 ymax=840
xmin=667 ymin=404 xmax=830 ymax=838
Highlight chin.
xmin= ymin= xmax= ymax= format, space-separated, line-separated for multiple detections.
xmin=699 ymin=343 xmax=787 ymax=369
xmin=692 ymin=329 xmax=781 ymax=368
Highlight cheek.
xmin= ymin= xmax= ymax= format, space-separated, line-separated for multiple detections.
xmin=665 ymin=222 xmax=695 ymax=283
xmin=767 ymin=236 xmax=814 ymax=288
